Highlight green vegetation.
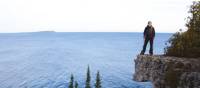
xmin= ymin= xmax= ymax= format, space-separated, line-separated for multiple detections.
xmin=164 ymin=1 xmax=200 ymax=58
xmin=95 ymin=71 xmax=102 ymax=88
xmin=68 ymin=74 xmax=74 ymax=88
xmin=68 ymin=66 xmax=102 ymax=88
xmin=85 ymin=66 xmax=91 ymax=88
xmin=75 ymin=81 xmax=78 ymax=88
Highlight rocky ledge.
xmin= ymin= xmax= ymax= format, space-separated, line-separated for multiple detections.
xmin=133 ymin=55 xmax=200 ymax=88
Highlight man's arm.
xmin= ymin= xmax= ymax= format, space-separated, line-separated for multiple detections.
xmin=153 ymin=27 xmax=155 ymax=38
xmin=143 ymin=27 xmax=147 ymax=39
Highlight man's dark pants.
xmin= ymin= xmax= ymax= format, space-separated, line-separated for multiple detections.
xmin=141 ymin=37 xmax=154 ymax=54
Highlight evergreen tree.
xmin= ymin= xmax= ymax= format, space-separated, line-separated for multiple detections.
xmin=75 ymin=81 xmax=78 ymax=88
xmin=85 ymin=66 xmax=91 ymax=88
xmin=165 ymin=1 xmax=200 ymax=58
xmin=95 ymin=71 xmax=101 ymax=88
xmin=68 ymin=74 xmax=74 ymax=88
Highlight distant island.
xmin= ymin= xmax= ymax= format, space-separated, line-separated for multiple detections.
xmin=37 ymin=30 xmax=56 ymax=32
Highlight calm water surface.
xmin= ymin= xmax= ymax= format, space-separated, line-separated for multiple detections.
xmin=0 ymin=32 xmax=172 ymax=88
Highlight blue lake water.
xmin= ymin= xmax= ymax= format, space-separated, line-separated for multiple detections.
xmin=0 ymin=32 xmax=172 ymax=88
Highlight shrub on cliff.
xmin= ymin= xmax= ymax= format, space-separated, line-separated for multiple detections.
xmin=164 ymin=1 xmax=200 ymax=58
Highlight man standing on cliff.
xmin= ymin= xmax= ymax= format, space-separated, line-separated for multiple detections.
xmin=140 ymin=21 xmax=155 ymax=55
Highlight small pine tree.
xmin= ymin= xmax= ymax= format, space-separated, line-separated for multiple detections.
xmin=68 ymin=74 xmax=74 ymax=88
xmin=95 ymin=71 xmax=101 ymax=88
xmin=75 ymin=81 xmax=78 ymax=88
xmin=85 ymin=65 xmax=91 ymax=88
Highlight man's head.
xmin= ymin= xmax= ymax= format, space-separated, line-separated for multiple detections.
xmin=147 ymin=21 xmax=152 ymax=27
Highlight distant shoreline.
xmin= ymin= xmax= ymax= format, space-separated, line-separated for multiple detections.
xmin=0 ymin=32 xmax=173 ymax=34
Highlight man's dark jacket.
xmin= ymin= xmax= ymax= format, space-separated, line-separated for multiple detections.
xmin=143 ymin=26 xmax=155 ymax=39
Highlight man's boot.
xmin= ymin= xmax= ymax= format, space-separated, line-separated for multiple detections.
xmin=149 ymin=52 xmax=153 ymax=56
xmin=140 ymin=51 xmax=144 ymax=55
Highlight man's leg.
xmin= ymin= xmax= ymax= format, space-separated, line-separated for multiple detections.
xmin=140 ymin=38 xmax=149 ymax=55
xmin=149 ymin=38 xmax=154 ymax=55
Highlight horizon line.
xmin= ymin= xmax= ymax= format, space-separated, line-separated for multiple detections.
xmin=0 ymin=31 xmax=175 ymax=34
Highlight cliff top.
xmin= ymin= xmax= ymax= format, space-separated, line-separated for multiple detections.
xmin=136 ymin=55 xmax=200 ymax=72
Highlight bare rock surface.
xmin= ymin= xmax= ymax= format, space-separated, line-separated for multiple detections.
xmin=133 ymin=55 xmax=200 ymax=88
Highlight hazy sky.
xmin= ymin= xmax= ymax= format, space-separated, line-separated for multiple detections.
xmin=0 ymin=0 xmax=193 ymax=33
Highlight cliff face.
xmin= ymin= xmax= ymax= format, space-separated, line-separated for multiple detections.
xmin=133 ymin=55 xmax=200 ymax=88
